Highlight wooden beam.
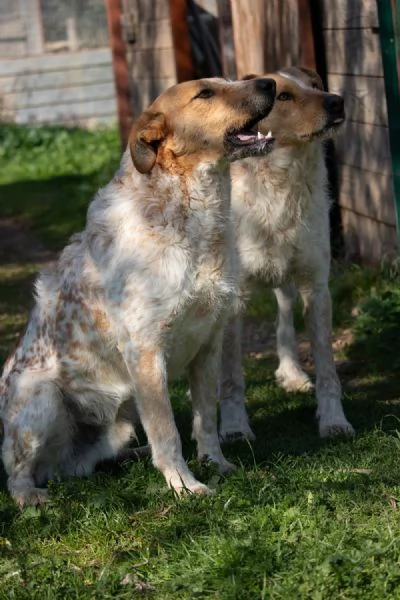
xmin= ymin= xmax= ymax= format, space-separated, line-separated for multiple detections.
xmin=217 ymin=0 xmax=236 ymax=79
xmin=168 ymin=0 xmax=195 ymax=82
xmin=106 ymin=0 xmax=132 ymax=148
xmin=19 ymin=0 xmax=44 ymax=54
xmin=230 ymin=0 xmax=264 ymax=78
xmin=297 ymin=0 xmax=316 ymax=68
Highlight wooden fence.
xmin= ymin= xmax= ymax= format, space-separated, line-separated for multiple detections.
xmin=321 ymin=0 xmax=396 ymax=261
xmin=0 ymin=48 xmax=117 ymax=127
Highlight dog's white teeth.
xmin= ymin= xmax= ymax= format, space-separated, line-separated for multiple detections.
xmin=266 ymin=130 xmax=273 ymax=139
xmin=257 ymin=131 xmax=263 ymax=140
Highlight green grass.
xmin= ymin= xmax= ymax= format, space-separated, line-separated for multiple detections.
xmin=1 ymin=123 xmax=400 ymax=599
xmin=0 ymin=123 xmax=120 ymax=249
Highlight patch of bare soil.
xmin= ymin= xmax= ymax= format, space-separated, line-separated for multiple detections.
xmin=242 ymin=319 xmax=355 ymax=374
xmin=0 ymin=218 xmax=56 ymax=264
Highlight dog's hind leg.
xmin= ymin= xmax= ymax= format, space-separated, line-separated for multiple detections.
xmin=301 ymin=285 xmax=354 ymax=437
xmin=2 ymin=377 xmax=69 ymax=507
xmin=219 ymin=315 xmax=255 ymax=442
xmin=274 ymin=285 xmax=314 ymax=392
xmin=66 ymin=417 xmax=136 ymax=477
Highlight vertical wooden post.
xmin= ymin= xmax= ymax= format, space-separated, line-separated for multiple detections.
xmin=217 ymin=0 xmax=237 ymax=79
xmin=297 ymin=0 xmax=316 ymax=68
xmin=106 ymin=0 xmax=132 ymax=148
xmin=19 ymin=0 xmax=44 ymax=54
xmin=168 ymin=0 xmax=195 ymax=82
xmin=230 ymin=0 xmax=265 ymax=78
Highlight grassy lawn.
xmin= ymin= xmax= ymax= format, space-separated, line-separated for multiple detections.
xmin=1 ymin=123 xmax=400 ymax=599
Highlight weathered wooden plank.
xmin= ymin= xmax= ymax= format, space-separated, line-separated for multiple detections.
xmin=0 ymin=18 xmax=25 ymax=37
xmin=0 ymin=41 xmax=26 ymax=59
xmin=3 ymin=82 xmax=116 ymax=110
xmin=335 ymin=120 xmax=392 ymax=174
xmin=129 ymin=0 xmax=171 ymax=21
xmin=231 ymin=0 xmax=265 ymax=77
xmin=19 ymin=0 xmax=44 ymax=54
xmin=168 ymin=0 xmax=195 ymax=81
xmin=340 ymin=207 xmax=397 ymax=262
xmin=106 ymin=0 xmax=132 ymax=146
xmin=0 ymin=109 xmax=116 ymax=128
xmin=136 ymin=18 xmax=173 ymax=50
xmin=328 ymin=73 xmax=388 ymax=127
xmin=0 ymin=49 xmax=113 ymax=76
xmin=324 ymin=28 xmax=384 ymax=77
xmin=338 ymin=164 xmax=396 ymax=226
xmin=0 ymin=65 xmax=114 ymax=94
xmin=264 ymin=0 xmax=299 ymax=70
xmin=321 ymin=0 xmax=379 ymax=29
xmin=130 ymin=47 xmax=176 ymax=80
xmin=7 ymin=97 xmax=117 ymax=124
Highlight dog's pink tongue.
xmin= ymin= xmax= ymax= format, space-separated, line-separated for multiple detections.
xmin=236 ymin=133 xmax=256 ymax=141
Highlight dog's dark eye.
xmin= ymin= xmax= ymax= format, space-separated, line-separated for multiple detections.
xmin=277 ymin=92 xmax=294 ymax=101
xmin=194 ymin=89 xmax=215 ymax=100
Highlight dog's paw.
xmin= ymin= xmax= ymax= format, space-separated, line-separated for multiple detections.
xmin=275 ymin=366 xmax=314 ymax=393
xmin=219 ymin=425 xmax=256 ymax=444
xmin=188 ymin=482 xmax=213 ymax=495
xmin=200 ymin=454 xmax=236 ymax=475
xmin=174 ymin=481 xmax=213 ymax=496
xmin=165 ymin=468 xmax=213 ymax=496
xmin=319 ymin=417 xmax=354 ymax=438
xmin=13 ymin=487 xmax=49 ymax=508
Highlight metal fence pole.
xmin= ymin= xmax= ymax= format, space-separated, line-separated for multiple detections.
xmin=377 ymin=0 xmax=400 ymax=250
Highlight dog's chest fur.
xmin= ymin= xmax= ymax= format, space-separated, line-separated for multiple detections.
xmin=232 ymin=142 xmax=330 ymax=286
xmin=1 ymin=157 xmax=238 ymax=408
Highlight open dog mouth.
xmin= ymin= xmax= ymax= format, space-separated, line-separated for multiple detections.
xmin=225 ymin=116 xmax=274 ymax=152
xmin=226 ymin=124 xmax=274 ymax=148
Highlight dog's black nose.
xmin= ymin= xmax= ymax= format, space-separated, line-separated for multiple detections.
xmin=323 ymin=94 xmax=344 ymax=116
xmin=255 ymin=78 xmax=276 ymax=95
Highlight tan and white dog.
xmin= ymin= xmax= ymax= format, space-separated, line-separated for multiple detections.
xmin=0 ymin=76 xmax=276 ymax=506
xmin=219 ymin=67 xmax=354 ymax=441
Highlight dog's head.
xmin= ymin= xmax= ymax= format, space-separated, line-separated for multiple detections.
xmin=129 ymin=77 xmax=276 ymax=175
xmin=242 ymin=66 xmax=345 ymax=146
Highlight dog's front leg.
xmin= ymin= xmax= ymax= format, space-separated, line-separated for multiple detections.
xmin=300 ymin=285 xmax=354 ymax=437
xmin=125 ymin=344 xmax=210 ymax=495
xmin=189 ymin=330 xmax=235 ymax=473
xmin=219 ymin=314 xmax=255 ymax=442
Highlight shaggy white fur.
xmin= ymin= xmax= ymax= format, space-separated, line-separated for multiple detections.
xmin=219 ymin=67 xmax=354 ymax=441
xmin=0 ymin=77 xmax=276 ymax=506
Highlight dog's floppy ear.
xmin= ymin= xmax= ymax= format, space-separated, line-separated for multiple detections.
xmin=129 ymin=111 xmax=167 ymax=174
xmin=241 ymin=73 xmax=259 ymax=81
xmin=296 ymin=66 xmax=325 ymax=91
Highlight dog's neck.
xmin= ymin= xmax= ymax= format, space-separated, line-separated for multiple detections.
xmin=238 ymin=140 xmax=323 ymax=179
xmin=119 ymin=150 xmax=232 ymax=224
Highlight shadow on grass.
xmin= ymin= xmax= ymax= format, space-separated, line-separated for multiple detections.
xmin=2 ymin=300 xmax=400 ymax=528
xmin=0 ymin=167 xmax=118 ymax=363
xmin=0 ymin=173 xmax=103 ymax=254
